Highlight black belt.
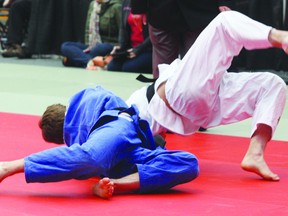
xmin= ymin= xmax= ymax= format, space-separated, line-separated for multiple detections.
xmin=136 ymin=74 xmax=156 ymax=103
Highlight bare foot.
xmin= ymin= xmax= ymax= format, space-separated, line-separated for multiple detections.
xmin=93 ymin=177 xmax=114 ymax=199
xmin=241 ymin=154 xmax=279 ymax=181
xmin=86 ymin=59 xmax=102 ymax=71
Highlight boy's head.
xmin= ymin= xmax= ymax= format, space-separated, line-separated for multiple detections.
xmin=39 ymin=104 xmax=66 ymax=144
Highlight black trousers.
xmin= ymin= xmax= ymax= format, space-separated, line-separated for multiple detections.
xmin=7 ymin=0 xmax=31 ymax=45
xmin=149 ymin=24 xmax=202 ymax=78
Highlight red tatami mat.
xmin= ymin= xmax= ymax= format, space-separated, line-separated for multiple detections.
xmin=0 ymin=112 xmax=287 ymax=215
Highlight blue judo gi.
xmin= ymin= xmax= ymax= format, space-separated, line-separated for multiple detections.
xmin=24 ymin=86 xmax=199 ymax=193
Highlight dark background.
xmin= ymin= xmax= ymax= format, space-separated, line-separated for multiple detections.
xmin=7 ymin=0 xmax=288 ymax=73
xmin=231 ymin=0 xmax=288 ymax=72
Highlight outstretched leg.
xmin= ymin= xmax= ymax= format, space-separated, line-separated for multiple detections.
xmin=241 ymin=124 xmax=279 ymax=181
xmin=93 ymin=173 xmax=140 ymax=199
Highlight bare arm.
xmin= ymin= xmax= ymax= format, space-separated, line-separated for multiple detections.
xmin=0 ymin=159 xmax=24 ymax=182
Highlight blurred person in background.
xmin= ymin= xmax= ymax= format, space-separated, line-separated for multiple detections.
xmin=104 ymin=0 xmax=152 ymax=74
xmin=131 ymin=0 xmax=234 ymax=78
xmin=1 ymin=0 xmax=32 ymax=58
xmin=61 ymin=0 xmax=122 ymax=68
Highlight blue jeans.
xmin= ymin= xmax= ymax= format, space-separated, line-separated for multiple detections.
xmin=61 ymin=42 xmax=114 ymax=68
xmin=107 ymin=51 xmax=152 ymax=74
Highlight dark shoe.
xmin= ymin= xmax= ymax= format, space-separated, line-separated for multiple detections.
xmin=1 ymin=44 xmax=23 ymax=57
xmin=198 ymin=127 xmax=207 ymax=132
xmin=17 ymin=46 xmax=32 ymax=59
xmin=62 ymin=57 xmax=70 ymax=66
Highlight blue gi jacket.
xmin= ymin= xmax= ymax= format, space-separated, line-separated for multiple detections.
xmin=64 ymin=85 xmax=128 ymax=146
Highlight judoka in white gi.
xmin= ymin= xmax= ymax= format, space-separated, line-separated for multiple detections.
xmin=127 ymin=11 xmax=288 ymax=181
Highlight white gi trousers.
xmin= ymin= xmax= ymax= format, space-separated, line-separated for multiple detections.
xmin=128 ymin=11 xmax=287 ymax=137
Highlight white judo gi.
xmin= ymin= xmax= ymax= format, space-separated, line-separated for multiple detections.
xmin=127 ymin=11 xmax=287 ymax=137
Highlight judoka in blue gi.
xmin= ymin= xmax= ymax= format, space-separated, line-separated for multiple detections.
xmin=0 ymin=86 xmax=199 ymax=199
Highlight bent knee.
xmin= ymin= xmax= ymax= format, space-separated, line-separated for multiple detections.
xmin=180 ymin=156 xmax=199 ymax=182
xmin=188 ymin=158 xmax=200 ymax=181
